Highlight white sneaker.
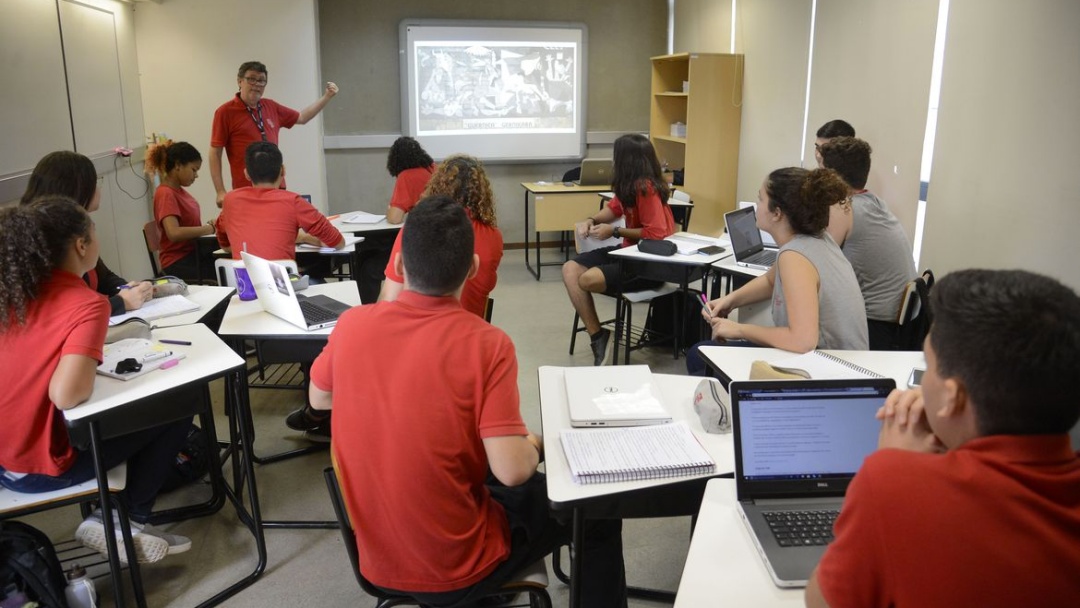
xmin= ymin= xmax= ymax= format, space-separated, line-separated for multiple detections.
xmin=130 ymin=521 xmax=191 ymax=555
xmin=75 ymin=512 xmax=184 ymax=564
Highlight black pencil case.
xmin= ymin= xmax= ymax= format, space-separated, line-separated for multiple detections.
xmin=639 ymin=239 xmax=677 ymax=256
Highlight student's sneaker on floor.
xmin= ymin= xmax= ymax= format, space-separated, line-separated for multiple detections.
xmin=285 ymin=405 xmax=330 ymax=432
xmin=590 ymin=328 xmax=611 ymax=366
xmin=304 ymin=419 xmax=332 ymax=443
xmin=75 ymin=510 xmax=190 ymax=564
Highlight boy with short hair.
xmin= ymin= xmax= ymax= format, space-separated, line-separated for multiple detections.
xmin=310 ymin=196 xmax=627 ymax=606
xmin=806 ymin=269 xmax=1080 ymax=608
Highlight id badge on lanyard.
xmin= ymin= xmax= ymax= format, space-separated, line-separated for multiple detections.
xmin=246 ymin=103 xmax=268 ymax=141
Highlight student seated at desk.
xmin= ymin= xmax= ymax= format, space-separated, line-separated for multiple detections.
xmin=146 ymin=141 xmax=218 ymax=281
xmin=310 ymin=196 xmax=627 ymax=607
xmin=216 ymin=141 xmax=344 ymax=260
xmin=378 ymin=154 xmax=503 ymax=319
xmin=0 ymin=197 xmax=191 ymax=563
xmin=807 ymin=269 xmax=1080 ymax=608
xmin=385 ymin=136 xmax=436 ymax=224
xmin=20 ymin=151 xmax=154 ymax=316
xmin=819 ymin=137 xmax=916 ymax=350
xmin=813 ymin=119 xmax=856 ymax=168
xmin=562 ymin=133 xmax=676 ymax=366
xmin=687 ymin=167 xmax=866 ymax=375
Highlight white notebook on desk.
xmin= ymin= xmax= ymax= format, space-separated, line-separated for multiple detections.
xmin=341 ymin=211 xmax=386 ymax=224
xmin=560 ymin=421 xmax=715 ymax=484
xmin=108 ymin=295 xmax=199 ymax=326
xmin=759 ymin=351 xmax=884 ymax=380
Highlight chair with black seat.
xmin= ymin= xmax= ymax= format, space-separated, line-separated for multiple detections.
xmin=896 ymin=269 xmax=935 ymax=350
xmin=323 ymin=466 xmax=552 ymax=608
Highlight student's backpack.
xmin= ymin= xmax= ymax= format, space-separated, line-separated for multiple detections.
xmin=0 ymin=520 xmax=69 ymax=607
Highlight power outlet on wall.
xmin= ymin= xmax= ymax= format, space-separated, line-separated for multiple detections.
xmin=113 ymin=146 xmax=133 ymax=157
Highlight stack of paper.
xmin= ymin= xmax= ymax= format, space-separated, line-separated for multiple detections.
xmin=342 ymin=211 xmax=386 ymax=224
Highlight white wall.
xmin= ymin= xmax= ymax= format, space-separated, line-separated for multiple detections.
xmin=133 ymin=0 xmax=328 ymax=219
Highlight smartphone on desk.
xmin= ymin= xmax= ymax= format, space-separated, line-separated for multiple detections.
xmin=697 ymin=245 xmax=726 ymax=256
xmin=907 ymin=367 xmax=925 ymax=387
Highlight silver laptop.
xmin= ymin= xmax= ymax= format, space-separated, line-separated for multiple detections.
xmin=731 ymin=378 xmax=895 ymax=587
xmin=574 ymin=158 xmax=613 ymax=186
xmin=565 ymin=365 xmax=673 ymax=427
xmin=240 ymin=252 xmax=352 ymax=331
xmin=739 ymin=201 xmax=778 ymax=247
xmin=724 ymin=206 xmax=779 ymax=270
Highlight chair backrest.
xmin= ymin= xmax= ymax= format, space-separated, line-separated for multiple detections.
xmin=484 ymin=297 xmax=494 ymax=323
xmin=669 ymin=189 xmax=694 ymax=231
xmin=561 ymin=166 xmax=581 ymax=182
xmin=896 ymin=269 xmax=935 ymax=350
xmin=214 ymin=258 xmax=298 ymax=287
xmin=142 ymin=221 xmax=163 ymax=277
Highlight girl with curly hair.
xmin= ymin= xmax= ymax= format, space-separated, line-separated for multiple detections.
xmin=0 ymin=197 xmax=191 ymax=562
xmin=385 ymin=136 xmax=436 ymax=224
xmin=145 ymin=141 xmax=216 ymax=280
xmin=686 ymin=167 xmax=868 ymax=374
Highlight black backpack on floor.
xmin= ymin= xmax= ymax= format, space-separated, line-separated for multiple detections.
xmin=0 ymin=520 xmax=69 ymax=607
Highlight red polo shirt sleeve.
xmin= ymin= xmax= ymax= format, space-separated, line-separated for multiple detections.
xmin=295 ymin=198 xmax=344 ymax=247
xmin=389 ymin=165 xmax=435 ymax=213
xmin=384 ymin=231 xmax=405 ymax=284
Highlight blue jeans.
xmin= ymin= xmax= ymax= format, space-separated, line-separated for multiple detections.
xmin=0 ymin=418 xmax=191 ymax=521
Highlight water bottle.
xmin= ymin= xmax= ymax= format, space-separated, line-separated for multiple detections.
xmin=64 ymin=563 xmax=97 ymax=608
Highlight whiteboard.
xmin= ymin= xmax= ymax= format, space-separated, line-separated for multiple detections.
xmin=59 ymin=0 xmax=128 ymax=156
xmin=0 ymin=0 xmax=74 ymax=177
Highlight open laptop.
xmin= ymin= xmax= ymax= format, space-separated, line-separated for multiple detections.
xmin=739 ymin=201 xmax=778 ymax=247
xmin=724 ymin=206 xmax=779 ymax=270
xmin=240 ymin=252 xmax=352 ymax=331
xmin=565 ymin=365 xmax=673 ymax=427
xmin=731 ymin=378 xmax=895 ymax=587
xmin=574 ymin=158 xmax=613 ymax=186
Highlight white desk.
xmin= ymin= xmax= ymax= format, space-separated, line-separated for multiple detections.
xmin=674 ymin=479 xmax=803 ymax=607
xmin=698 ymin=345 xmax=925 ymax=387
xmin=330 ymin=212 xmax=402 ymax=236
xmin=64 ymin=324 xmax=259 ymax=608
xmin=149 ymin=285 xmax=234 ymax=329
xmin=539 ymin=367 xmax=733 ymax=607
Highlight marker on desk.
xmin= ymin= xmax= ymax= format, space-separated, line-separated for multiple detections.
xmin=142 ymin=351 xmax=171 ymax=363
xmin=158 ymin=339 xmax=192 ymax=346
xmin=160 ymin=358 xmax=181 ymax=370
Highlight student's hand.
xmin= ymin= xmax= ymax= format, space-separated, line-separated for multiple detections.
xmin=118 ymin=281 xmax=154 ymax=311
xmin=709 ymin=316 xmax=742 ymax=342
xmin=297 ymin=232 xmax=322 ymax=247
xmin=577 ymin=218 xmax=594 ymax=238
xmin=588 ymin=223 xmax=615 ymax=240
xmin=205 ymin=218 xmax=217 ymax=235
xmin=876 ymin=388 xmax=945 ymax=453
xmin=707 ymin=295 xmax=734 ymax=318
xmin=215 ymin=191 xmax=226 ymax=208
xmin=325 ymin=82 xmax=339 ymax=98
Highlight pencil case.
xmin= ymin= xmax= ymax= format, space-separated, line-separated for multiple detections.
xmin=639 ymin=239 xmax=677 ymax=256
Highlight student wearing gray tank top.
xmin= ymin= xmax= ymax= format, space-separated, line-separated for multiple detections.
xmin=686 ymin=167 xmax=868 ymax=375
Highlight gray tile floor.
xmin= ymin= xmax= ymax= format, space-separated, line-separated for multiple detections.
xmin=31 ymin=249 xmax=699 ymax=607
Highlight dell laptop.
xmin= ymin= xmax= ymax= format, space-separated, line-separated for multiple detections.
xmin=240 ymin=252 xmax=352 ymax=331
xmin=565 ymin=365 xmax=673 ymax=427
xmin=574 ymin=158 xmax=613 ymax=186
xmin=724 ymin=206 xmax=779 ymax=270
xmin=731 ymin=378 xmax=895 ymax=587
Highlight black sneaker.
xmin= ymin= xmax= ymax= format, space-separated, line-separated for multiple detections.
xmin=590 ymin=329 xmax=611 ymax=366
xmin=304 ymin=419 xmax=331 ymax=443
xmin=285 ymin=405 xmax=330 ymax=432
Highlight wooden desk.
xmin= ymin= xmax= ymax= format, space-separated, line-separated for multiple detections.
xmin=539 ymin=367 xmax=734 ymax=607
xmin=674 ymin=479 xmax=803 ymax=607
xmin=65 ymin=324 xmax=258 ymax=608
xmin=521 ymin=182 xmax=609 ymax=280
xmin=217 ymin=281 xmax=362 ymax=529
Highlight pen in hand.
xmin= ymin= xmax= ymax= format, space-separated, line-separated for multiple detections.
xmin=699 ymin=293 xmax=713 ymax=319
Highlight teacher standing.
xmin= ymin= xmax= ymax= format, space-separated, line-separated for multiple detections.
xmin=209 ymin=60 xmax=339 ymax=207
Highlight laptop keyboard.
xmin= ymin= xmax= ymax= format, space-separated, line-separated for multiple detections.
xmin=763 ymin=509 xmax=838 ymax=546
xmin=298 ymin=300 xmax=338 ymax=325
xmin=746 ymin=249 xmax=777 ymax=266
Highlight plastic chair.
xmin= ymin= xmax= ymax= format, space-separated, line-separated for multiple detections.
xmin=142 ymin=221 xmax=162 ymax=278
xmin=896 ymin=269 xmax=935 ymax=350
xmin=323 ymin=467 xmax=552 ymax=608
xmin=669 ymin=189 xmax=694 ymax=231
xmin=0 ymin=464 xmax=150 ymax=608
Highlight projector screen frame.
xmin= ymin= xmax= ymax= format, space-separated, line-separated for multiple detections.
xmin=399 ymin=19 xmax=588 ymax=164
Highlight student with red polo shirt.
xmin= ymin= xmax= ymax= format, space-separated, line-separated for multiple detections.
xmin=146 ymin=141 xmax=217 ymax=281
xmin=216 ymin=141 xmax=344 ymax=260
xmin=310 ymin=196 xmax=626 ymax=606
xmin=807 ymin=269 xmax=1080 ymax=608
xmin=209 ymin=60 xmax=339 ymax=207
xmin=385 ymin=136 xmax=436 ymax=224
xmin=562 ymin=133 xmax=676 ymax=365
xmin=377 ymin=154 xmax=503 ymax=319
xmin=20 ymin=151 xmax=154 ymax=316
xmin=0 ymin=197 xmax=191 ymax=563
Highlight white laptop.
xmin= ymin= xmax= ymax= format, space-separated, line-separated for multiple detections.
xmin=724 ymin=206 xmax=779 ymax=270
xmin=574 ymin=158 xmax=613 ymax=186
xmin=738 ymin=201 xmax=778 ymax=247
xmin=240 ymin=252 xmax=352 ymax=331
xmin=731 ymin=378 xmax=895 ymax=587
xmin=564 ymin=365 xmax=673 ymax=427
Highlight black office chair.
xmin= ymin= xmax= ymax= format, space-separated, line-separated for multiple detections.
xmin=323 ymin=467 xmax=552 ymax=608
xmin=896 ymin=269 xmax=935 ymax=350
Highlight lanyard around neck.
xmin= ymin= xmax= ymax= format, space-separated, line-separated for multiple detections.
xmin=245 ymin=103 xmax=268 ymax=141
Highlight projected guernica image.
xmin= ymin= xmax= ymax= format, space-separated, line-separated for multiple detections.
xmin=415 ymin=43 xmax=576 ymax=135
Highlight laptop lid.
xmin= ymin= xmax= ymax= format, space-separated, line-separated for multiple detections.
xmin=576 ymin=158 xmax=613 ymax=186
xmin=738 ymin=201 xmax=778 ymax=247
xmin=565 ymin=365 xmax=673 ymax=427
xmin=732 ymin=378 xmax=895 ymax=501
xmin=724 ymin=206 xmax=767 ymax=262
xmin=241 ymin=251 xmax=339 ymax=331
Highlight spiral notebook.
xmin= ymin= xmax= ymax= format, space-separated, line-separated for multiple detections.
xmin=752 ymin=351 xmax=884 ymax=380
xmin=559 ymin=421 xmax=715 ymax=485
